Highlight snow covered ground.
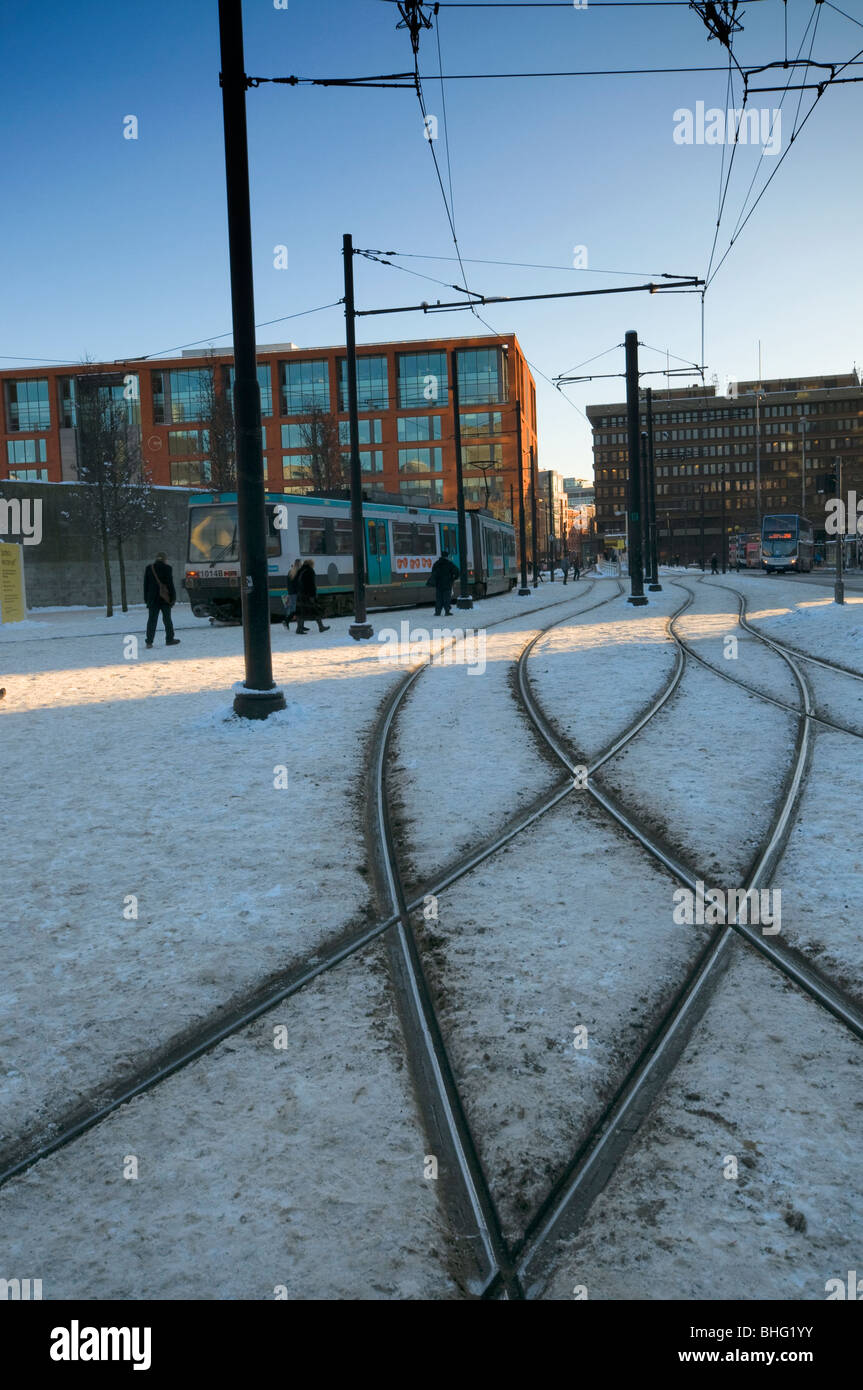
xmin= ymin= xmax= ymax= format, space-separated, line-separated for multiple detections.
xmin=535 ymin=943 xmax=863 ymax=1301
xmin=2 ymin=575 xmax=861 ymax=1300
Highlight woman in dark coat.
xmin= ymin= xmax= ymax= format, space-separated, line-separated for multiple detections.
xmin=294 ymin=560 xmax=330 ymax=633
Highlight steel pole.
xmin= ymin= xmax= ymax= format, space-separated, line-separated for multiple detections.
xmin=450 ymin=347 xmax=473 ymax=609
xmin=646 ymin=387 xmax=661 ymax=588
xmin=343 ymin=234 xmax=373 ymax=640
xmin=530 ymin=446 xmax=539 ymax=587
xmin=624 ymin=330 xmax=647 ymax=604
xmin=547 ymin=471 xmax=555 ymax=579
xmin=516 ymin=398 xmax=529 ymax=594
xmin=219 ymin=0 xmax=284 ymax=718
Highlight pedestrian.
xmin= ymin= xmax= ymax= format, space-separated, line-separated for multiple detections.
xmin=144 ymin=551 xmax=180 ymax=648
xmin=560 ymin=556 xmax=569 ymax=585
xmin=283 ymin=558 xmax=302 ymax=628
xmin=429 ymin=549 xmax=459 ymax=617
xmin=710 ymin=552 xmax=719 ymax=575
xmin=294 ymin=560 xmax=330 ymax=633
xmin=572 ymin=558 xmax=580 ymax=580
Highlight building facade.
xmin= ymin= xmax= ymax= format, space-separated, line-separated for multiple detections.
xmin=1 ymin=333 xmax=537 ymax=530
xmin=588 ymin=373 xmax=863 ymax=561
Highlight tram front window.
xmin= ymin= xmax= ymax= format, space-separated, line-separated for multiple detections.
xmin=189 ymin=506 xmax=239 ymax=562
xmin=763 ymin=535 xmax=796 ymax=557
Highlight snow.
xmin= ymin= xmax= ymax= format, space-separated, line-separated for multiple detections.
xmin=3 ymin=572 xmax=862 ymax=1299
xmin=535 ymin=944 xmax=863 ymax=1300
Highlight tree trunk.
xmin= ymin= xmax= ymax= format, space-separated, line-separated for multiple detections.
xmin=117 ymin=535 xmax=128 ymax=612
xmin=98 ymin=482 xmax=114 ymax=617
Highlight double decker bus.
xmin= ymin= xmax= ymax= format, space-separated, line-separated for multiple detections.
xmin=761 ymin=514 xmax=814 ymax=573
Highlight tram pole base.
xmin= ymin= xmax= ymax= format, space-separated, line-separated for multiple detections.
xmin=232 ymin=685 xmax=287 ymax=720
xmin=455 ymin=596 xmax=474 ymax=610
xmin=627 ymin=594 xmax=649 ymax=606
xmin=349 ymin=622 xmax=374 ymax=641
xmin=648 ymin=582 xmax=662 ymax=591
xmin=518 ymin=587 xmax=531 ymax=596
xmin=834 ymin=580 xmax=845 ymax=605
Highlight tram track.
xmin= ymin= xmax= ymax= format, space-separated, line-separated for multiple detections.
xmin=505 ymin=578 xmax=863 ymax=1292
xmin=0 ymin=582 xmax=621 ymax=1196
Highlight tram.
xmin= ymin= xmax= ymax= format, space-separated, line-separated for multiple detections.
xmin=184 ymin=492 xmax=518 ymax=621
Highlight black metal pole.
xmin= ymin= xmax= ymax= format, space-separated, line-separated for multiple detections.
xmin=343 ymin=234 xmax=373 ymax=640
xmin=700 ymin=487 xmax=706 ymax=571
xmin=450 ymin=348 xmax=473 ymax=609
xmin=516 ymin=398 xmax=529 ymax=595
xmin=639 ymin=431 xmax=650 ymax=579
xmin=530 ymin=447 xmax=539 ymax=587
xmin=547 ymin=471 xmax=555 ymax=579
xmin=667 ymin=510 xmax=673 ymax=566
xmin=721 ymin=464 xmax=727 ymax=573
xmin=624 ymin=330 xmax=648 ymax=605
xmin=835 ymin=455 xmax=845 ymax=604
xmin=646 ymin=387 xmax=661 ymax=589
xmin=219 ymin=0 xmax=284 ymax=719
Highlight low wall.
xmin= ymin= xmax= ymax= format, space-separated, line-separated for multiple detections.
xmin=0 ymin=480 xmax=196 ymax=609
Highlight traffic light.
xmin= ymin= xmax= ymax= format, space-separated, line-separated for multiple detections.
xmin=816 ymin=470 xmax=837 ymax=496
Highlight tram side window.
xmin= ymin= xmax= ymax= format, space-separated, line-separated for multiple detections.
xmin=440 ymin=522 xmax=459 ymax=556
xmin=264 ymin=507 xmax=284 ymax=557
xmin=332 ymin=519 xmax=353 ymax=555
xmin=299 ymin=516 xmax=327 ymax=554
xmin=393 ymin=521 xmax=438 ymax=555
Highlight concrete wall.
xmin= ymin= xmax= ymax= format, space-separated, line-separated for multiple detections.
xmin=0 ymin=480 xmax=196 ymax=609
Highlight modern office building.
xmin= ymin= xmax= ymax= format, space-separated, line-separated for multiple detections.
xmin=588 ymin=372 xmax=863 ymax=561
xmin=0 ymin=333 xmax=537 ymax=530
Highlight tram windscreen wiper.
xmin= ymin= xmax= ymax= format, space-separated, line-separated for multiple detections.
xmin=208 ymin=526 xmax=238 ymax=562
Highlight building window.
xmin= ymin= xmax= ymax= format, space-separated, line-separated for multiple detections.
xmin=280 ymin=360 xmax=330 ymax=415
xmin=5 ymin=378 xmax=51 ymax=431
xmin=464 ymin=444 xmax=502 ymax=468
xmin=282 ymin=454 xmax=314 ymax=484
xmin=456 ymin=348 xmax=504 ymax=405
xmin=168 ymin=429 xmax=210 ymax=456
xmin=226 ymin=364 xmax=273 ymax=417
xmin=338 ymin=356 xmax=388 ymax=412
xmin=397 ymin=415 xmax=442 ymax=442
xmin=338 ymin=419 xmax=383 ymax=446
xmin=398 ymin=446 xmax=443 ymax=473
xmin=8 ymin=468 xmax=48 ymax=482
xmin=7 ymin=438 xmax=47 ymax=465
xmin=58 ymin=377 xmax=77 ymax=428
xmin=460 ymin=411 xmax=502 ymax=437
xmin=151 ymin=369 xmax=210 ymax=424
xmin=397 ymin=351 xmax=448 ymax=408
xmin=170 ymin=460 xmax=211 ymax=486
xmin=341 ymin=449 xmax=383 ymax=473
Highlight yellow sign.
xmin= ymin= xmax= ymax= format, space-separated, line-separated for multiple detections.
xmin=0 ymin=543 xmax=26 ymax=623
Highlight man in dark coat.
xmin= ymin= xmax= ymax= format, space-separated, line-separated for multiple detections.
xmin=144 ymin=552 xmax=180 ymax=647
xmin=429 ymin=550 xmax=459 ymax=617
xmin=294 ymin=560 xmax=331 ymax=633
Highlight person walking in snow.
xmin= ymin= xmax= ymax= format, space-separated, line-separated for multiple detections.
xmin=294 ymin=560 xmax=330 ymax=634
xmin=429 ymin=549 xmax=459 ymax=617
xmin=283 ymin=558 xmax=302 ymax=628
xmin=560 ymin=556 xmax=569 ymax=585
xmin=710 ymin=552 xmax=719 ymax=574
xmin=144 ymin=552 xmax=180 ymax=648
xmin=572 ymin=557 xmax=580 ymax=580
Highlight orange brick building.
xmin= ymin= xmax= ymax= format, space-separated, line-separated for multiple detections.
xmin=0 ymin=333 xmax=537 ymax=527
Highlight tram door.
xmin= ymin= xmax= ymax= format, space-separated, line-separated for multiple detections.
xmin=365 ymin=520 xmax=391 ymax=585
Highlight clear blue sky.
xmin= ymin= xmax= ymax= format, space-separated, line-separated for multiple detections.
xmin=1 ymin=0 xmax=861 ymax=476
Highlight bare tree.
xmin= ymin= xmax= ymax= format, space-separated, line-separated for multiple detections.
xmin=75 ymin=365 xmax=154 ymax=615
xmin=300 ymin=405 xmax=346 ymax=493
xmin=198 ymin=352 xmax=235 ymax=492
